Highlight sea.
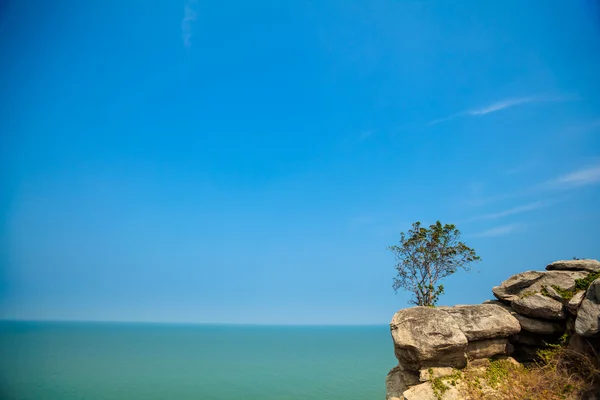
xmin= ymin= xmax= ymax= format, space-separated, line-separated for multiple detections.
xmin=0 ymin=321 xmax=395 ymax=400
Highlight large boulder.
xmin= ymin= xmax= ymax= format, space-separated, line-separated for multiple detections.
xmin=483 ymin=300 xmax=565 ymax=335
xmin=516 ymin=314 xmax=565 ymax=335
xmin=546 ymin=259 xmax=600 ymax=273
xmin=512 ymin=293 xmax=567 ymax=320
xmin=491 ymin=271 xmax=544 ymax=303
xmin=492 ymin=270 xmax=588 ymax=303
xmin=575 ymin=278 xmax=600 ymax=337
xmin=390 ymin=307 xmax=468 ymax=370
xmin=440 ymin=304 xmax=520 ymax=341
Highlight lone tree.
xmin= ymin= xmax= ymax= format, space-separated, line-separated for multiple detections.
xmin=389 ymin=221 xmax=480 ymax=307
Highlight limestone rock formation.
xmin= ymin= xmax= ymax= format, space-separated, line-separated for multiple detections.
xmin=419 ymin=367 xmax=454 ymax=382
xmin=390 ymin=307 xmax=468 ymax=370
xmin=441 ymin=304 xmax=520 ymax=341
xmin=386 ymin=259 xmax=600 ymax=400
xmin=483 ymin=300 xmax=565 ymax=334
xmin=567 ymin=291 xmax=586 ymax=315
xmin=511 ymin=292 xmax=567 ymax=320
xmin=546 ymin=259 xmax=600 ymax=273
xmin=402 ymin=381 xmax=463 ymax=400
xmin=575 ymin=278 xmax=600 ymax=337
xmin=385 ymin=365 xmax=413 ymax=400
xmin=491 ymin=271 xmax=545 ymax=303
xmin=466 ymin=338 xmax=512 ymax=360
xmin=492 ymin=270 xmax=588 ymax=303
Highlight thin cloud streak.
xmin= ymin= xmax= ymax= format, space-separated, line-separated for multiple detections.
xmin=472 ymin=224 xmax=523 ymax=238
xmin=427 ymin=115 xmax=459 ymax=126
xmin=181 ymin=0 xmax=198 ymax=50
xmin=428 ymin=94 xmax=576 ymax=125
xmin=465 ymin=164 xmax=600 ymax=208
xmin=467 ymin=97 xmax=542 ymax=116
xmin=550 ymin=165 xmax=600 ymax=189
xmin=471 ymin=201 xmax=546 ymax=221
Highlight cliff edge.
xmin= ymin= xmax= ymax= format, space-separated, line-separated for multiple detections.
xmin=386 ymin=259 xmax=600 ymax=400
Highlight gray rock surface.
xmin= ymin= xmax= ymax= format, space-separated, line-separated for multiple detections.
xmin=441 ymin=304 xmax=520 ymax=341
xmin=419 ymin=367 xmax=454 ymax=382
xmin=567 ymin=291 xmax=586 ymax=315
xmin=543 ymin=285 xmax=565 ymax=303
xmin=466 ymin=338 xmax=511 ymax=360
xmin=483 ymin=300 xmax=565 ymax=334
xmin=516 ymin=313 xmax=566 ymax=334
xmin=492 ymin=271 xmax=545 ymax=303
xmin=546 ymin=259 xmax=600 ymax=273
xmin=575 ymin=278 xmax=600 ymax=337
xmin=390 ymin=307 xmax=468 ymax=370
xmin=492 ymin=270 xmax=588 ymax=303
xmin=402 ymin=381 xmax=463 ymax=400
xmin=512 ymin=293 xmax=567 ymax=320
xmin=386 ymin=365 xmax=414 ymax=400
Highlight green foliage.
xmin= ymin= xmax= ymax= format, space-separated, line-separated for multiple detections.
xmin=485 ymin=360 xmax=512 ymax=388
xmin=558 ymin=332 xmax=570 ymax=345
xmin=431 ymin=375 xmax=450 ymax=400
xmin=389 ymin=221 xmax=481 ymax=306
xmin=430 ymin=369 xmax=464 ymax=399
xmin=520 ymin=290 xmax=537 ymax=299
xmin=540 ymin=271 xmax=600 ymax=303
xmin=575 ymin=271 xmax=600 ymax=292
xmin=538 ymin=332 xmax=570 ymax=363
xmin=539 ymin=285 xmax=571 ymax=301
xmin=455 ymin=346 xmax=599 ymax=399
xmin=551 ymin=285 xmax=575 ymax=301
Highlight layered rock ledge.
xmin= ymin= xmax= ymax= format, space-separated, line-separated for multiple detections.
xmin=386 ymin=259 xmax=600 ymax=400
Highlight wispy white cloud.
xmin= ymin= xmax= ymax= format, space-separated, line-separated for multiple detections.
xmin=428 ymin=94 xmax=576 ymax=126
xmin=471 ymin=201 xmax=546 ymax=221
xmin=465 ymin=163 xmax=600 ymax=208
xmin=181 ymin=0 xmax=198 ymax=50
xmin=427 ymin=115 xmax=458 ymax=126
xmin=467 ymin=97 xmax=538 ymax=116
xmin=472 ymin=223 xmax=524 ymax=238
xmin=549 ymin=164 xmax=600 ymax=189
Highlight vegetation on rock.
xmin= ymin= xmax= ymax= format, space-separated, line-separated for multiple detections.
xmin=463 ymin=346 xmax=598 ymax=399
xmin=539 ymin=271 xmax=600 ymax=302
xmin=389 ymin=221 xmax=480 ymax=306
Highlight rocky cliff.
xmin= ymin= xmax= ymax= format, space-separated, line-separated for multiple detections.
xmin=386 ymin=259 xmax=600 ymax=400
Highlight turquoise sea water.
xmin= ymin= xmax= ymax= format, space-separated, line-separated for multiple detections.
xmin=0 ymin=321 xmax=394 ymax=400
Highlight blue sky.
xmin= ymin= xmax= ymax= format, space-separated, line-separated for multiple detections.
xmin=1 ymin=0 xmax=599 ymax=325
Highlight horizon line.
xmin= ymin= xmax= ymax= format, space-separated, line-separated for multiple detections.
xmin=0 ymin=318 xmax=389 ymax=327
